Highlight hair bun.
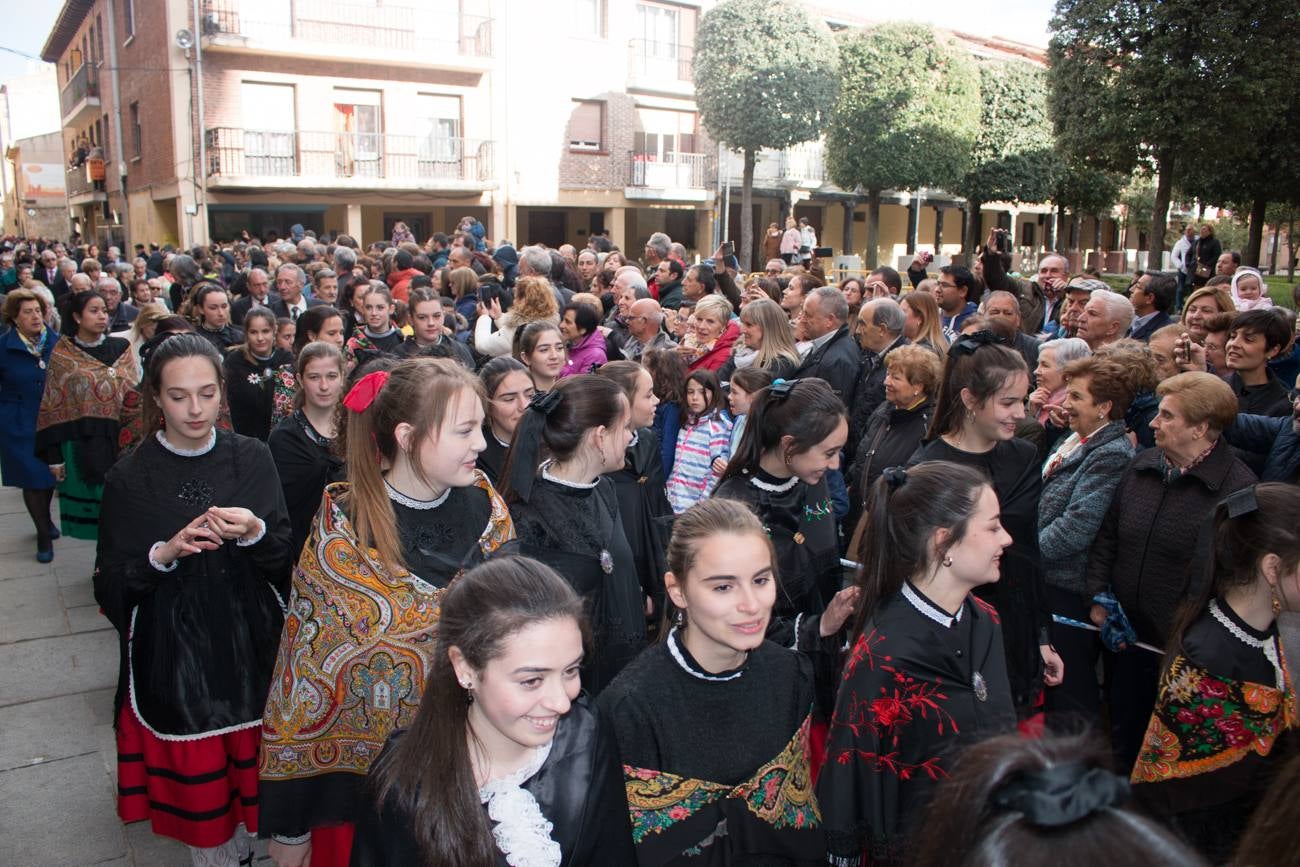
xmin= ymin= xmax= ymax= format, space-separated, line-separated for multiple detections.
xmin=992 ymin=762 xmax=1130 ymax=827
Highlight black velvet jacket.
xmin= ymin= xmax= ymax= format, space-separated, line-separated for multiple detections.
xmin=350 ymin=698 xmax=636 ymax=866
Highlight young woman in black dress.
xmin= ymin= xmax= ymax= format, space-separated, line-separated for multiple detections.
xmin=600 ymin=498 xmax=845 ymax=866
xmin=818 ymin=462 xmax=1018 ymax=866
xmin=596 ymin=360 xmax=674 ymax=615
xmin=500 ymin=375 xmax=645 ymax=693
xmin=714 ymin=378 xmax=849 ymax=620
xmin=911 ymin=332 xmax=1064 ymax=722
xmin=476 ymin=356 xmax=534 ymax=486
xmin=351 ymin=555 xmax=636 ymax=866
xmin=267 ymin=341 xmax=346 ymax=561
xmin=95 ymin=333 xmax=293 ymax=863
xmin=224 ymin=308 xmax=292 ymax=440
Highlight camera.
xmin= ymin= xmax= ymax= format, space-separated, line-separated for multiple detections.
xmin=719 ymin=240 xmax=734 ymax=257
xmin=993 ymin=228 xmax=1012 ymax=254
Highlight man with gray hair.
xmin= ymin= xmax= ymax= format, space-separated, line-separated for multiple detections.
xmin=1075 ymin=288 xmax=1135 ymax=351
xmin=849 ymin=298 xmax=910 ymax=452
xmin=644 ymin=232 xmax=671 ymax=296
xmin=98 ymin=274 xmax=138 ymax=332
xmin=519 ymin=244 xmax=571 ymax=307
xmin=792 ymin=285 xmax=862 ymax=404
xmin=621 ymin=298 xmax=677 ymax=362
xmin=980 ymin=227 xmax=1070 ymax=335
xmin=270 ymin=262 xmax=323 ymax=321
xmin=332 ymin=245 xmax=359 ymax=305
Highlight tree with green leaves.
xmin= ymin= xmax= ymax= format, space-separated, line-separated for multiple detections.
xmin=957 ymin=60 xmax=1057 ymax=253
xmin=693 ymin=0 xmax=838 ymax=271
xmin=1053 ymin=160 xmax=1123 ymax=253
xmin=825 ymin=23 xmax=980 ymax=267
xmin=1048 ymin=0 xmax=1300 ymax=266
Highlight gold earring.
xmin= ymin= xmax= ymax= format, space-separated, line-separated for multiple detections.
xmin=1273 ymin=591 xmax=1283 ymax=616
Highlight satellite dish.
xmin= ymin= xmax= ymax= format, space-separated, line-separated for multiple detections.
xmin=176 ymin=29 xmax=195 ymax=50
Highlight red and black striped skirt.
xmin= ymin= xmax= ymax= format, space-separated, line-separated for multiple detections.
xmin=115 ymin=704 xmax=261 ymax=848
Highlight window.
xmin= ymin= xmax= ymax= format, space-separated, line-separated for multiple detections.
xmin=569 ymin=100 xmax=605 ymax=152
xmin=1021 ymin=222 xmax=1035 ymax=247
xmin=95 ymin=15 xmax=104 ymax=66
xmin=123 ymin=0 xmax=135 ymax=38
xmin=129 ymin=102 xmax=141 ymax=158
xmin=633 ymin=107 xmax=696 ymax=159
xmin=416 ymin=94 xmax=462 ymax=166
xmin=575 ymin=0 xmax=605 ymax=37
xmin=241 ymin=82 xmax=297 ymax=175
xmin=333 ymin=88 xmax=383 ymax=177
xmin=634 ymin=2 xmax=696 ymax=80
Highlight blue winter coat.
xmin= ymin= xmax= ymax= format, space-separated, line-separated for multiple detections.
xmin=1224 ymin=411 xmax=1300 ymax=483
xmin=0 ymin=327 xmax=57 ymax=488
xmin=1037 ymin=421 xmax=1134 ymax=595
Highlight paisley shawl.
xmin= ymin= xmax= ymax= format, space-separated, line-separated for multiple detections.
xmin=35 ymin=336 xmax=136 ymax=433
xmin=259 ymin=474 xmax=514 ymax=783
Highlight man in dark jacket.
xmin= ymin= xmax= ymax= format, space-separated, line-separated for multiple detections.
xmin=1127 ymin=272 xmax=1176 ymax=341
xmin=793 ymin=286 xmax=862 ymax=406
xmin=847 ymin=297 xmax=908 ymax=463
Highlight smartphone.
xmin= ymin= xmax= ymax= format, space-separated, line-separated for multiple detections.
xmin=812 ymin=246 xmax=833 ymax=258
xmin=921 ymin=251 xmax=934 ymax=264
xmin=719 ymin=240 xmax=734 ymax=257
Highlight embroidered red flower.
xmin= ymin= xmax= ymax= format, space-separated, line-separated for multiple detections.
xmin=1198 ymin=703 xmax=1224 ymax=719
xmin=668 ymin=805 xmax=690 ymax=820
xmin=1199 ymin=677 xmax=1230 ymax=699
xmin=870 ymin=696 xmax=912 ymax=729
xmin=1175 ymin=708 xmax=1201 ymax=726
xmin=1215 ymin=716 xmax=1252 ymax=748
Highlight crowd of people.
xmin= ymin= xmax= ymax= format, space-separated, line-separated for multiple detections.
xmin=0 ymin=219 xmax=1297 ymax=867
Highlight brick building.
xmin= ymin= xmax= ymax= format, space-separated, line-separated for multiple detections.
xmin=37 ymin=0 xmax=1133 ymax=271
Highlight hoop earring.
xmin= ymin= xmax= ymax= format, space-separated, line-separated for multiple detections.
xmin=941 ymin=556 xmax=953 ymax=568
xmin=674 ymin=610 xmax=685 ymax=628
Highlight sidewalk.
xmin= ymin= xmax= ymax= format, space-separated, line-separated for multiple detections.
xmin=0 ymin=486 xmax=268 ymax=865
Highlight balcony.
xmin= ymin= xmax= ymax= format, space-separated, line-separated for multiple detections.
xmin=59 ymin=64 xmax=100 ymax=126
xmin=627 ymin=39 xmax=694 ymax=95
xmin=723 ymin=141 xmax=828 ymax=190
xmin=65 ymin=165 xmax=107 ymax=206
xmin=205 ymin=128 xmax=496 ymax=193
xmin=625 ymin=152 xmax=713 ymax=202
xmin=200 ymin=1 xmax=493 ymax=71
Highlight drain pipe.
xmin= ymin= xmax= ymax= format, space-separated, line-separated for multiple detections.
xmin=105 ymin=0 xmax=128 ymax=240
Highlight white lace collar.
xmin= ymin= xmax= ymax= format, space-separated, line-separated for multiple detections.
xmin=479 ymin=740 xmax=561 ymax=867
xmin=384 ymin=479 xmax=450 ymax=509
xmin=155 ymin=428 xmax=217 ymax=457
xmin=1209 ymin=599 xmax=1284 ymax=690
xmin=666 ymin=626 xmax=747 ymax=682
xmin=902 ymin=581 xmax=964 ymax=629
xmin=540 ymin=460 xmax=598 ymax=489
xmin=74 ymin=332 xmax=107 ymax=349
xmin=749 ymin=471 xmax=798 ymax=493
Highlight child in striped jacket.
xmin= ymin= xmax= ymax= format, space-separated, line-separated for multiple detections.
xmin=666 ymin=370 xmax=732 ymax=513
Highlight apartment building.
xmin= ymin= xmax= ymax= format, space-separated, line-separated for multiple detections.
xmin=39 ymin=0 xmax=1128 ymax=271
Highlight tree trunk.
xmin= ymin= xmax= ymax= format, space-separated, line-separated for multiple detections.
xmin=934 ymin=206 xmax=945 ymax=251
xmin=740 ymin=149 xmax=756 ymax=272
xmin=1244 ymin=196 xmax=1267 ymax=268
xmin=1268 ymin=210 xmax=1282 ymax=275
xmin=841 ymin=199 xmax=855 ymax=259
xmin=1288 ymin=214 xmax=1296 ymax=280
xmin=962 ymin=198 xmax=983 ymax=256
xmin=1148 ymin=148 xmax=1175 ymax=266
xmin=1054 ymin=202 xmax=1065 ymax=253
xmin=866 ymin=189 xmax=881 ymax=269
xmin=906 ymin=195 xmax=921 ymax=255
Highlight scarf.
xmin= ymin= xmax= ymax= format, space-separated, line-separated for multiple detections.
xmin=36 ymin=336 xmax=136 ymax=433
xmin=260 ymin=476 xmax=514 ymax=782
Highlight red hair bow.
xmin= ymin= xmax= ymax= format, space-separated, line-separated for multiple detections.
xmin=343 ymin=370 xmax=390 ymax=413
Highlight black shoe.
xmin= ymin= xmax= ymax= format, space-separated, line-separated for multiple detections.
xmin=49 ymin=523 xmax=61 ymax=540
xmin=37 ymin=548 xmax=54 ymax=563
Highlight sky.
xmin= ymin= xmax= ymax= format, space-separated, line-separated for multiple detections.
xmin=0 ymin=0 xmax=1057 ymax=83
